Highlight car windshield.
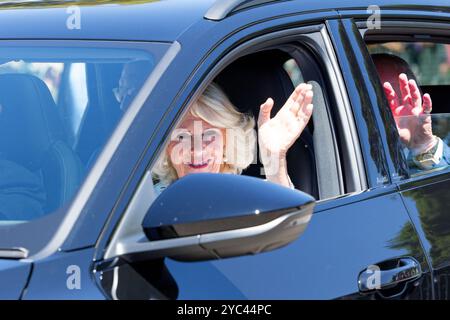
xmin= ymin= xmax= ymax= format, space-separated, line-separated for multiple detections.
xmin=0 ymin=41 xmax=169 ymax=254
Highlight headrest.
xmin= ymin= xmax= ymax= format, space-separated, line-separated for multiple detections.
xmin=214 ymin=50 xmax=316 ymax=191
xmin=215 ymin=50 xmax=294 ymax=118
xmin=0 ymin=73 xmax=65 ymax=170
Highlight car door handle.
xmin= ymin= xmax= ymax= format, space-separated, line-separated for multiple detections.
xmin=358 ymin=257 xmax=422 ymax=293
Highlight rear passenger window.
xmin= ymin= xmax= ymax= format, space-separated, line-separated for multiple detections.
xmin=0 ymin=42 xmax=169 ymax=222
xmin=368 ymin=42 xmax=450 ymax=85
xmin=366 ymin=40 xmax=450 ymax=177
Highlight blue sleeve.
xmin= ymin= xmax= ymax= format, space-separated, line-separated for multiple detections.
xmin=406 ymin=138 xmax=450 ymax=173
xmin=424 ymin=138 xmax=450 ymax=169
xmin=442 ymin=141 xmax=450 ymax=166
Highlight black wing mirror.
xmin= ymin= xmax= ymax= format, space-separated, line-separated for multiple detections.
xmin=135 ymin=173 xmax=315 ymax=262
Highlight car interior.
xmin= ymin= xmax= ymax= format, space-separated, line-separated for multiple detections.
xmin=0 ymin=54 xmax=151 ymax=219
xmin=0 ymin=73 xmax=84 ymax=214
xmin=213 ymin=46 xmax=345 ymax=200
xmin=365 ymin=34 xmax=450 ymax=116
xmin=147 ymin=44 xmax=347 ymax=201
xmin=214 ymin=49 xmax=319 ymax=198
xmin=70 ymin=62 xmax=125 ymax=170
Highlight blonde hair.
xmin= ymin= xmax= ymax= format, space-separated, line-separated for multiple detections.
xmin=152 ymin=82 xmax=256 ymax=185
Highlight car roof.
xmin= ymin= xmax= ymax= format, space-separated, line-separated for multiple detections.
xmin=0 ymin=0 xmax=216 ymax=42
xmin=0 ymin=0 xmax=449 ymax=42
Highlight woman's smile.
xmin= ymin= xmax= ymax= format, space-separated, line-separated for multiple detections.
xmin=188 ymin=159 xmax=211 ymax=169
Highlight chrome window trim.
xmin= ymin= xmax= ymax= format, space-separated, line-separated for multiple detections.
xmin=0 ymin=247 xmax=28 ymax=259
xmin=359 ymin=20 xmax=450 ymax=185
xmin=319 ymin=26 xmax=367 ymax=193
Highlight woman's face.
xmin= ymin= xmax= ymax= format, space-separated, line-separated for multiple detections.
xmin=166 ymin=113 xmax=226 ymax=179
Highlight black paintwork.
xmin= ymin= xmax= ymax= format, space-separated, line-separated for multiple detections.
xmin=0 ymin=0 xmax=448 ymax=300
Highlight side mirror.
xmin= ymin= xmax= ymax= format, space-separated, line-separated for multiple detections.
xmin=136 ymin=173 xmax=315 ymax=262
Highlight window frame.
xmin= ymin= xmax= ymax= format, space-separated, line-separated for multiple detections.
xmin=360 ymin=20 xmax=450 ymax=185
xmin=151 ymin=25 xmax=367 ymax=200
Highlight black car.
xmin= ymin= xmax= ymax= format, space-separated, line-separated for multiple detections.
xmin=0 ymin=0 xmax=450 ymax=300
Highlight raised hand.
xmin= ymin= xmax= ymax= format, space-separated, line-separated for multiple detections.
xmin=257 ymin=83 xmax=313 ymax=182
xmin=383 ymin=73 xmax=436 ymax=154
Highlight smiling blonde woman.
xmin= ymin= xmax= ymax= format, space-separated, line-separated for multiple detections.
xmin=152 ymin=81 xmax=313 ymax=193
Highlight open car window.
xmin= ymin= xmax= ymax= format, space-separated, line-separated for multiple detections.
xmin=150 ymin=46 xmax=345 ymax=202
xmin=366 ymin=40 xmax=450 ymax=178
xmin=368 ymin=42 xmax=450 ymax=85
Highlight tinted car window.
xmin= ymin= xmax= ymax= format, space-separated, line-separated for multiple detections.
xmin=0 ymin=41 xmax=169 ymax=253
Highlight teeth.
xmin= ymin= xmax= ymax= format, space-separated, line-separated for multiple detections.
xmin=189 ymin=160 xmax=210 ymax=167
xmin=191 ymin=163 xmax=207 ymax=167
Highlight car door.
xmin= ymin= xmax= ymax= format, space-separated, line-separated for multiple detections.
xmin=160 ymin=20 xmax=431 ymax=300
xmin=356 ymin=13 xmax=450 ymax=300
xmin=94 ymin=12 xmax=433 ymax=300
xmin=0 ymin=257 xmax=31 ymax=299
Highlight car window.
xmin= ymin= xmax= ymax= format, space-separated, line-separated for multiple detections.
xmin=150 ymin=47 xmax=343 ymax=201
xmin=368 ymin=42 xmax=450 ymax=85
xmin=0 ymin=61 xmax=64 ymax=100
xmin=367 ymin=41 xmax=450 ymax=177
xmin=0 ymin=61 xmax=90 ymax=148
xmin=0 ymin=41 xmax=169 ymax=254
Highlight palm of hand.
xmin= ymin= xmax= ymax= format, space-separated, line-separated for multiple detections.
xmin=258 ymin=83 xmax=313 ymax=159
xmin=383 ymin=73 xmax=433 ymax=151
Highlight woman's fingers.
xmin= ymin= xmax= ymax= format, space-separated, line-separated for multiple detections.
xmin=292 ymin=83 xmax=312 ymax=113
xmin=286 ymin=83 xmax=306 ymax=115
xmin=289 ymin=83 xmax=308 ymax=114
xmin=298 ymin=89 xmax=313 ymax=114
xmin=258 ymin=97 xmax=274 ymax=127
xmin=299 ymin=103 xmax=313 ymax=124
xmin=288 ymin=83 xmax=307 ymax=105
xmin=297 ymin=90 xmax=313 ymax=126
